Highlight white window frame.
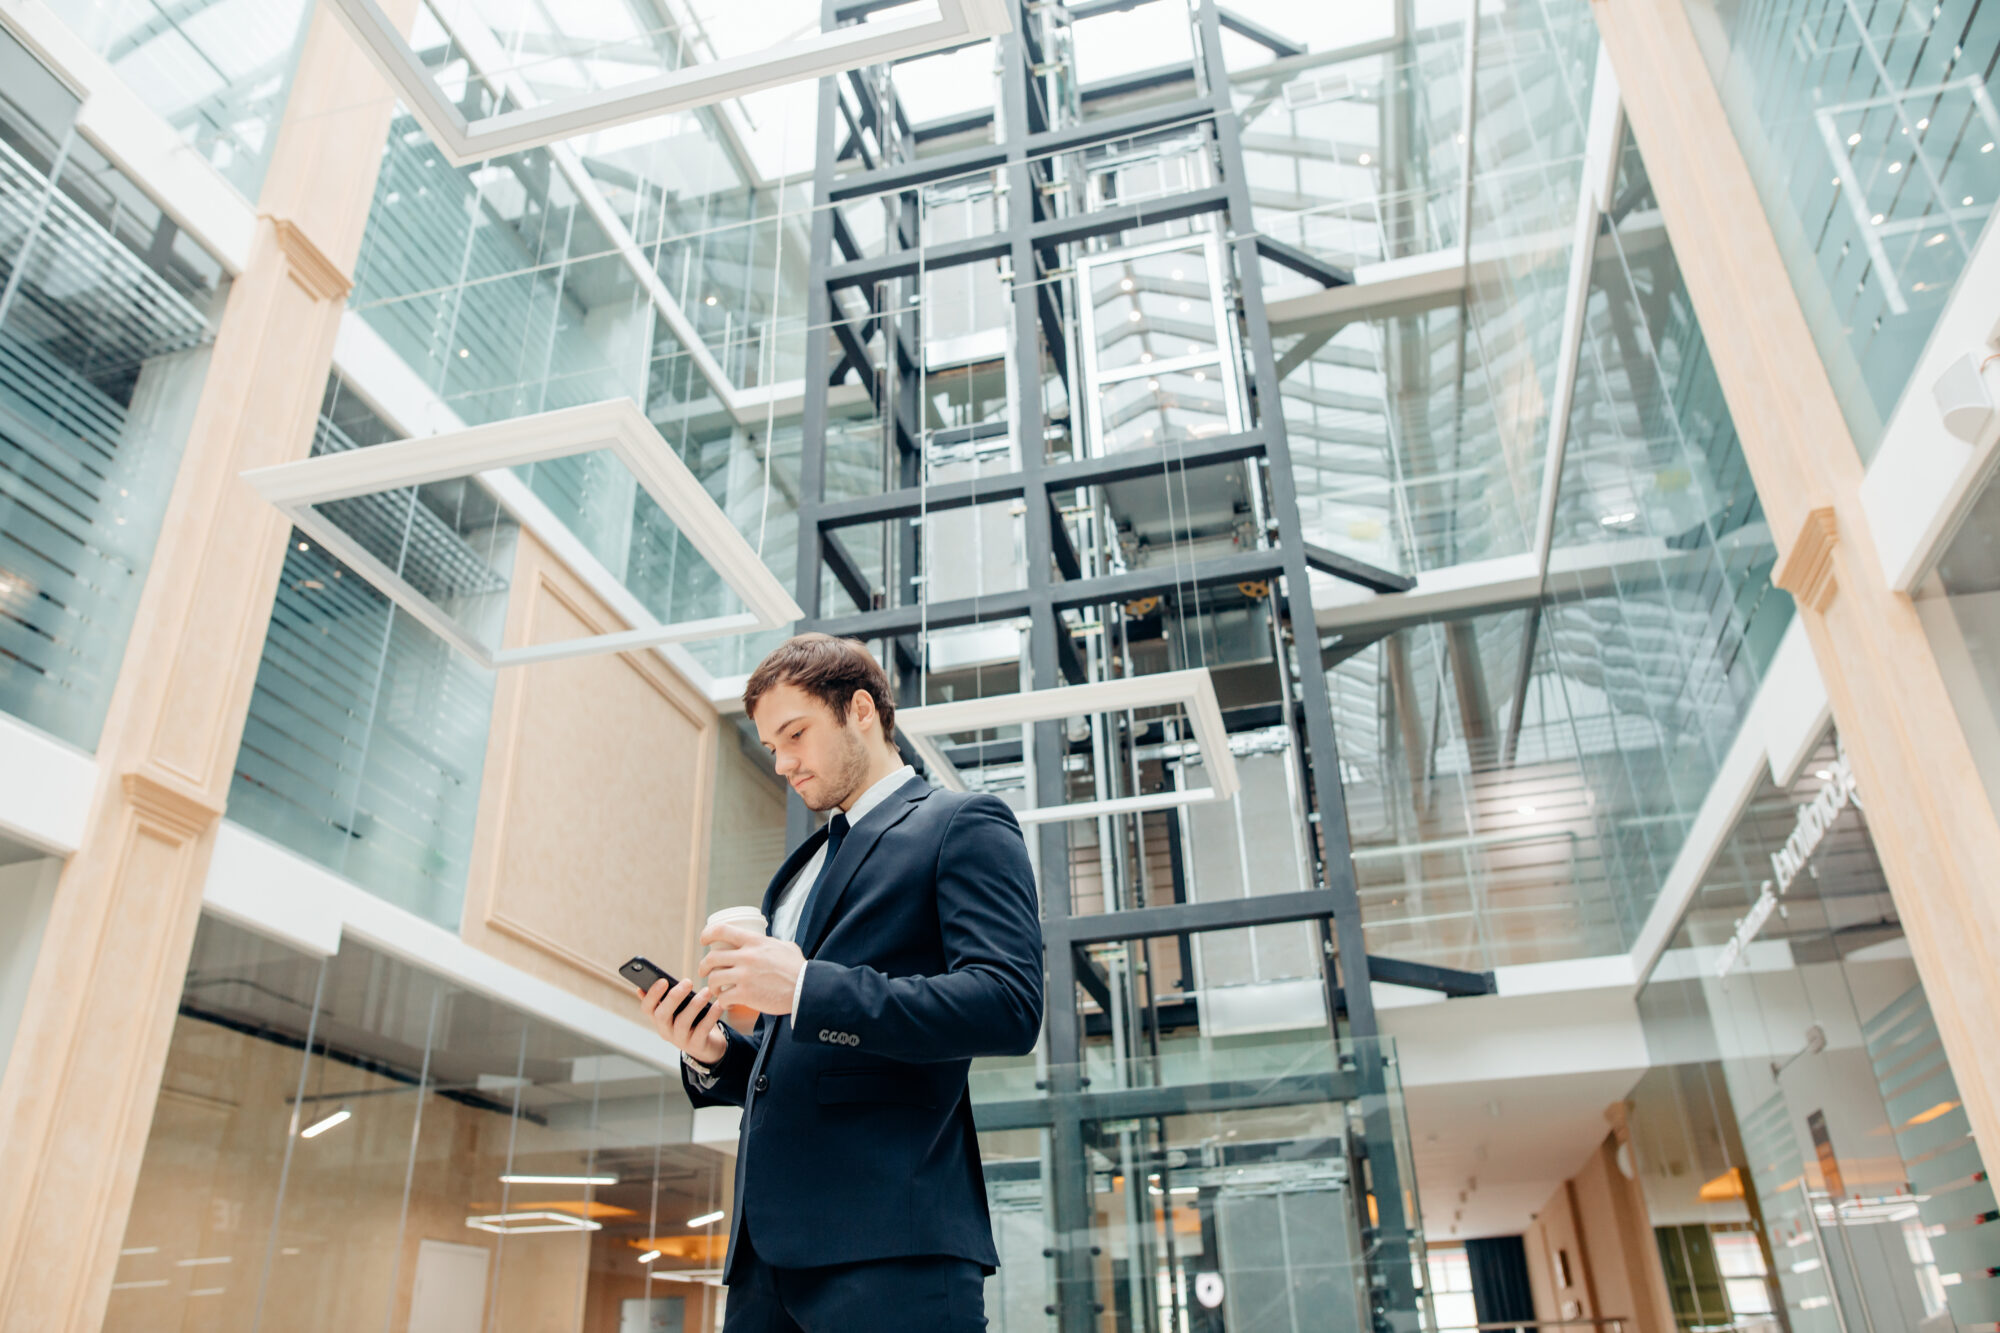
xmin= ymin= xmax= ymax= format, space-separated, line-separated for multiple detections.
xmin=897 ymin=668 xmax=1239 ymax=825
xmin=1073 ymin=233 xmax=1245 ymax=456
xmin=324 ymin=0 xmax=1013 ymax=166
xmin=243 ymin=398 xmax=801 ymax=669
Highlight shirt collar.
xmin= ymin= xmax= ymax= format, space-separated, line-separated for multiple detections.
xmin=838 ymin=764 xmax=915 ymax=830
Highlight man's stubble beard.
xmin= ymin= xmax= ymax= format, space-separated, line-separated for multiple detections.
xmin=807 ymin=725 xmax=871 ymax=813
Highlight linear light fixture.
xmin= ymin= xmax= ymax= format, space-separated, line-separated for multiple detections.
xmin=465 ymin=1211 xmax=606 ymax=1236
xmin=499 ymin=1174 xmax=619 ymax=1187
xmin=688 ymin=1210 xmax=726 ymax=1228
xmin=299 ymin=1107 xmax=351 ymax=1139
xmin=323 ymin=0 xmax=1012 ymax=166
xmin=896 ymin=669 xmax=1238 ymax=824
xmin=637 ymin=1249 xmax=662 ymax=1264
xmin=243 ymin=399 xmax=801 ymax=669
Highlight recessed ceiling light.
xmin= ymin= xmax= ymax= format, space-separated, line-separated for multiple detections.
xmin=1815 ymin=769 xmax=1833 ymax=780
xmin=1517 ymin=804 xmax=1537 ymax=816
xmin=1120 ymin=277 xmax=1134 ymax=291
xmin=688 ymin=1210 xmax=726 ymax=1227
xmin=1888 ymin=162 xmax=1902 ymax=173
xmin=457 ymin=347 xmax=469 ymax=357
xmin=1983 ymin=143 xmax=1994 ymax=152
xmin=1871 ymin=213 xmax=1886 ymax=224
xmin=1966 ymin=195 xmax=1977 ymax=205
xmin=1170 ymin=268 xmax=1184 ymax=280
xmin=1847 ymin=132 xmax=1861 ymax=145
xmin=704 ymin=294 xmax=718 ymax=305
xmin=638 ymin=1249 xmax=661 ymax=1264
xmin=1358 ymin=153 xmax=1371 ymax=165
xmin=1127 ymin=310 xmax=1140 ymax=322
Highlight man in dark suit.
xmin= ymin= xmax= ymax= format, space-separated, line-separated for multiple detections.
xmin=638 ymin=633 xmax=1044 ymax=1332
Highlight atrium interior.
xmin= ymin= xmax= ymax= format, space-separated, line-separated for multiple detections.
xmin=1 ymin=0 xmax=1999 ymax=1330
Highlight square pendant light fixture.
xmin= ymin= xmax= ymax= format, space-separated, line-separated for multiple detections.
xmin=465 ymin=1211 xmax=605 ymax=1235
xmin=324 ymin=0 xmax=1013 ymax=166
xmin=244 ymin=398 xmax=800 ymax=669
xmin=897 ymin=669 xmax=1239 ymax=824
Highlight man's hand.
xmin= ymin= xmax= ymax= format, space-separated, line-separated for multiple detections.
xmin=640 ymin=978 xmax=729 ymax=1064
xmin=698 ymin=922 xmax=806 ymax=1016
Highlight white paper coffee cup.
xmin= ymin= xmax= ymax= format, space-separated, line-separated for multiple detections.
xmin=706 ymin=906 xmax=768 ymax=936
xmin=703 ymin=908 xmax=767 ymax=998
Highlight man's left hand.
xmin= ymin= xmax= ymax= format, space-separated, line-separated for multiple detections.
xmin=697 ymin=922 xmax=806 ymax=1015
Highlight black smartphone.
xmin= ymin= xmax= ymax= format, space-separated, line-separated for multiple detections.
xmin=619 ymin=956 xmax=713 ymax=1026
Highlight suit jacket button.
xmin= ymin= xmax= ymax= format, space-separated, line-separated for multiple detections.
xmin=754 ymin=1074 xmax=770 ymax=1094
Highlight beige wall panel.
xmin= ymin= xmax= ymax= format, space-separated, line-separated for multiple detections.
xmin=705 ymin=725 xmax=788 ymax=920
xmin=1593 ymin=0 xmax=2000 ymax=1174
xmin=1528 ymin=1128 xmax=1676 ymax=1333
xmin=462 ymin=532 xmax=720 ymax=1006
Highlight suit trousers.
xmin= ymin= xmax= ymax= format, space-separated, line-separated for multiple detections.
xmin=720 ymin=1219 xmax=988 ymax=1332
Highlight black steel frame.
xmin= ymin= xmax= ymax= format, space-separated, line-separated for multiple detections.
xmin=790 ymin=4 xmax=1474 ymax=1326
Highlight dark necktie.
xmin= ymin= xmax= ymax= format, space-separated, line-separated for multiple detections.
xmin=798 ymin=811 xmax=849 ymax=935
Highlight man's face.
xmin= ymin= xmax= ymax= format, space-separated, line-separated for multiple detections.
xmin=753 ymin=681 xmax=871 ymax=812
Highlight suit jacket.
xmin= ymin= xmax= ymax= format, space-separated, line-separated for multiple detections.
xmin=684 ymin=775 xmax=1043 ymax=1278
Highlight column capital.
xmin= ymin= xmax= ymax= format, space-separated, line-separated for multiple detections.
xmin=119 ymin=768 xmax=226 ymax=841
xmin=258 ymin=213 xmax=353 ymax=303
xmin=1774 ymin=506 xmax=1839 ymax=612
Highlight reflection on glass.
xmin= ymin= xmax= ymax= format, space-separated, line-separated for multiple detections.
xmin=54 ymin=0 xmax=313 ymax=201
xmin=230 ymin=387 xmax=496 ymax=927
xmin=0 ymin=37 xmax=226 ymax=748
xmin=1628 ymin=731 xmax=2000 ymax=1333
xmin=108 ymin=916 xmax=724 ymax=1333
xmin=1682 ymin=0 xmax=2000 ymax=459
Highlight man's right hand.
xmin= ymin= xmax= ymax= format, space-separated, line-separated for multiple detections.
xmin=641 ymin=978 xmax=729 ymax=1065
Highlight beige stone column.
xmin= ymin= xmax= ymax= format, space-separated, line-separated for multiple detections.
xmin=1593 ymin=0 xmax=2000 ymax=1169
xmin=0 ymin=4 xmax=414 ymax=1326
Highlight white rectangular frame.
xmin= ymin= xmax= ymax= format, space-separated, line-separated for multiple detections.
xmin=325 ymin=0 xmax=1012 ymax=166
xmin=896 ymin=668 xmax=1239 ymax=825
xmin=243 ymin=398 xmax=801 ymax=669
xmin=1074 ymin=233 xmax=1245 ymax=456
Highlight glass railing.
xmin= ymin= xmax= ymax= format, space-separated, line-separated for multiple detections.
xmin=1684 ymin=0 xmax=2000 ymax=459
xmin=50 ymin=0 xmax=313 ymax=203
xmin=0 ymin=53 xmax=226 ymax=750
xmin=970 ymin=1033 xmax=1429 ymax=1333
xmin=226 ymin=400 xmax=496 ymax=928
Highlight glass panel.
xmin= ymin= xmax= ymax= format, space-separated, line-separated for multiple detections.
xmin=1681 ymin=0 xmax=2000 ymax=458
xmin=229 ymin=387 xmax=496 ymax=927
xmin=0 ymin=37 xmax=226 ymax=748
xmin=110 ymin=914 xmax=721 ymax=1332
xmin=969 ymin=1036 xmax=1425 ymax=1333
xmin=1097 ymin=368 xmax=1237 ymax=451
xmin=1087 ymin=246 xmax=1221 ymax=374
xmin=1629 ymin=730 xmax=2000 ymax=1333
xmin=56 ymin=0 xmax=313 ymax=201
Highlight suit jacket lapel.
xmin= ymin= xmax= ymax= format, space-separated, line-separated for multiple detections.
xmin=795 ymin=778 xmax=929 ymax=959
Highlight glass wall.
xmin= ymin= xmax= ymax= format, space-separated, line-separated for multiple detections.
xmin=1326 ymin=121 xmax=1791 ymax=971
xmin=345 ymin=0 xmax=806 ymax=683
xmin=1683 ymin=0 xmax=2000 ymax=458
xmin=53 ymin=0 xmax=314 ymax=202
xmin=1913 ymin=468 xmax=2000 ymax=827
xmin=226 ymin=378 xmax=497 ymax=928
xmin=0 ymin=30 xmax=227 ymax=750
xmin=972 ymin=1031 xmax=1426 ymax=1333
xmin=109 ymin=914 xmax=723 ymax=1332
xmin=1628 ymin=729 xmax=1999 ymax=1333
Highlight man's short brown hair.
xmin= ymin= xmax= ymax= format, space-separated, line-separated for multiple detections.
xmin=743 ymin=633 xmax=897 ymax=742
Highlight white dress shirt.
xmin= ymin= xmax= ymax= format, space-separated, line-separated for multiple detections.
xmin=685 ymin=764 xmax=914 ymax=1083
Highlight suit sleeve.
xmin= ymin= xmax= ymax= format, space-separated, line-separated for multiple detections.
xmin=792 ymin=793 xmax=1043 ymax=1062
xmin=681 ymin=1022 xmax=760 ymax=1108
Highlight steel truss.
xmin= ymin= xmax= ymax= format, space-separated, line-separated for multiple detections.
xmin=792 ymin=3 xmax=1476 ymax=1326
